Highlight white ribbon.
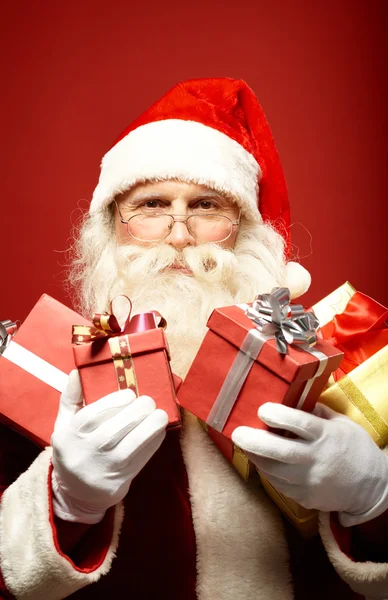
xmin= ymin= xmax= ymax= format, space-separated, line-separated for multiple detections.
xmin=2 ymin=341 xmax=68 ymax=393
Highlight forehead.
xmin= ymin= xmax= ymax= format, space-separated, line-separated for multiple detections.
xmin=118 ymin=180 xmax=236 ymax=205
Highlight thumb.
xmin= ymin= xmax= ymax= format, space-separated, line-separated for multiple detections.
xmin=54 ymin=370 xmax=84 ymax=433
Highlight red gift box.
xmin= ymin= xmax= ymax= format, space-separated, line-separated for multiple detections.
xmin=72 ymin=304 xmax=181 ymax=430
xmin=178 ymin=302 xmax=343 ymax=440
xmin=0 ymin=295 xmax=181 ymax=448
xmin=0 ymin=294 xmax=89 ymax=447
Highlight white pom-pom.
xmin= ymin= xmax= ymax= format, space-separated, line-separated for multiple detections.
xmin=286 ymin=261 xmax=311 ymax=300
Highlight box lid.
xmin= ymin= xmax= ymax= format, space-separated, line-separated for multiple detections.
xmin=207 ymin=305 xmax=338 ymax=384
xmin=13 ymin=293 xmax=90 ymax=372
xmin=73 ymin=327 xmax=169 ymax=369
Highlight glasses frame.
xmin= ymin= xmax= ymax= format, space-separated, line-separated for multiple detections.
xmin=114 ymin=200 xmax=241 ymax=243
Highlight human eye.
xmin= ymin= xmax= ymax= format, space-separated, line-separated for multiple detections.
xmin=137 ymin=199 xmax=168 ymax=212
xmin=192 ymin=199 xmax=219 ymax=211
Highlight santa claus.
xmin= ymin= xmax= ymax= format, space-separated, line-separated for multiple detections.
xmin=0 ymin=78 xmax=387 ymax=600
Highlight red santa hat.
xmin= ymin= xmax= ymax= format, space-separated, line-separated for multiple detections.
xmin=90 ymin=77 xmax=311 ymax=297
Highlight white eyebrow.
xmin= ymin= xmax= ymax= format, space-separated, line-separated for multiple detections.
xmin=127 ymin=192 xmax=167 ymax=203
xmin=126 ymin=189 xmax=234 ymax=206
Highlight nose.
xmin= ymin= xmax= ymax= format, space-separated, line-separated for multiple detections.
xmin=164 ymin=219 xmax=196 ymax=250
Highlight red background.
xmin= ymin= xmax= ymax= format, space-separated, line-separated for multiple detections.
xmin=1 ymin=0 xmax=387 ymax=322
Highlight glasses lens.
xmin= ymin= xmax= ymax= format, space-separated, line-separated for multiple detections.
xmin=128 ymin=214 xmax=173 ymax=241
xmin=188 ymin=215 xmax=232 ymax=242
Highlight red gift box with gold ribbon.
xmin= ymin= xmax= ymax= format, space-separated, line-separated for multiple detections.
xmin=0 ymin=295 xmax=181 ymax=449
xmin=72 ymin=297 xmax=181 ymax=429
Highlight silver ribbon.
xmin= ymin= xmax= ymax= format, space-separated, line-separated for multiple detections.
xmin=206 ymin=288 xmax=327 ymax=432
xmin=245 ymin=287 xmax=319 ymax=355
xmin=0 ymin=320 xmax=18 ymax=356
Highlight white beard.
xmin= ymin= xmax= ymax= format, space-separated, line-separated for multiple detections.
xmin=101 ymin=224 xmax=288 ymax=379
xmin=68 ymin=216 xmax=288 ymax=378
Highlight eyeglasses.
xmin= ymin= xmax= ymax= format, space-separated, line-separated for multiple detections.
xmin=114 ymin=201 xmax=240 ymax=243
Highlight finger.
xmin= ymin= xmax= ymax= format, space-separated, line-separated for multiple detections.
xmin=76 ymin=388 xmax=137 ymax=433
xmin=232 ymin=426 xmax=310 ymax=464
xmin=251 ymin=454 xmax=305 ymax=484
xmin=123 ymin=429 xmax=166 ymax=480
xmin=259 ymin=474 xmax=311 ymax=507
xmin=258 ymin=403 xmax=323 ymax=441
xmin=112 ymin=409 xmax=168 ymax=465
xmin=54 ymin=370 xmax=84 ymax=432
xmin=97 ymin=396 xmax=157 ymax=450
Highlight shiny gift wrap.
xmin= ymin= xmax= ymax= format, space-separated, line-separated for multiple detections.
xmin=313 ymin=281 xmax=388 ymax=445
xmin=178 ymin=289 xmax=343 ymax=441
xmin=314 ymin=281 xmax=388 ymax=382
xmin=0 ymin=295 xmax=89 ymax=447
xmin=189 ymin=283 xmax=387 ymax=536
xmin=320 ymin=344 xmax=388 ymax=447
xmin=260 ymin=283 xmax=388 ymax=534
xmin=72 ymin=298 xmax=181 ymax=429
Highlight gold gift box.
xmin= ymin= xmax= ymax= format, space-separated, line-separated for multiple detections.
xmin=319 ymin=344 xmax=388 ymax=447
xmin=258 ymin=474 xmax=318 ymax=537
xmin=199 ymin=419 xmax=319 ymax=536
xmin=198 ymin=418 xmax=255 ymax=481
xmin=256 ymin=283 xmax=357 ymax=536
xmin=312 ymin=281 xmax=356 ymax=328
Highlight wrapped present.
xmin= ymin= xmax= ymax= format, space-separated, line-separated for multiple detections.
xmin=313 ymin=281 xmax=388 ymax=382
xmin=198 ymin=417 xmax=319 ymax=537
xmin=0 ymin=295 xmax=181 ymax=448
xmin=199 ymin=419 xmax=256 ymax=480
xmin=319 ymin=341 xmax=388 ymax=447
xmin=259 ymin=283 xmax=388 ymax=534
xmin=312 ymin=281 xmax=388 ymax=445
xmin=72 ymin=297 xmax=181 ymax=429
xmin=0 ymin=294 xmax=89 ymax=447
xmin=178 ymin=288 xmax=343 ymax=440
xmin=258 ymin=474 xmax=318 ymax=537
xmin=311 ymin=281 xmax=357 ymax=327
xmin=0 ymin=319 xmax=19 ymax=342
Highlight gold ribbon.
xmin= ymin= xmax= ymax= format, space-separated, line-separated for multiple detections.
xmin=337 ymin=376 xmax=388 ymax=446
xmin=108 ymin=335 xmax=138 ymax=395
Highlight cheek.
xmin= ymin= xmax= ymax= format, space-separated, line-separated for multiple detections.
xmin=114 ymin=219 xmax=153 ymax=248
xmin=220 ymin=228 xmax=239 ymax=249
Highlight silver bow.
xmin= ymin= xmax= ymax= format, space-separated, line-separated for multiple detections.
xmin=0 ymin=319 xmax=18 ymax=355
xmin=246 ymin=288 xmax=319 ymax=355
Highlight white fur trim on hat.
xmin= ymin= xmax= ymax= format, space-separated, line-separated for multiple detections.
xmin=0 ymin=448 xmax=123 ymax=599
xmin=90 ymin=119 xmax=262 ymax=221
xmin=286 ymin=261 xmax=311 ymax=299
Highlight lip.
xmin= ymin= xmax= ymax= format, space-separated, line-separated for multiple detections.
xmin=169 ymin=263 xmax=192 ymax=275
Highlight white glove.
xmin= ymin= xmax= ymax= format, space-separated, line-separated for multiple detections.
xmin=51 ymin=370 xmax=168 ymax=524
xmin=232 ymin=402 xmax=388 ymax=527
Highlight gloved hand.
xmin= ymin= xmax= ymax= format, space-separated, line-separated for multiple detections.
xmin=232 ymin=402 xmax=388 ymax=527
xmin=51 ymin=370 xmax=168 ymax=524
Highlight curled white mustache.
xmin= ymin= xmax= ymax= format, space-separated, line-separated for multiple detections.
xmin=116 ymin=242 xmax=238 ymax=283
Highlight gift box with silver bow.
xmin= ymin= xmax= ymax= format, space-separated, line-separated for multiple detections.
xmin=178 ymin=288 xmax=344 ymax=441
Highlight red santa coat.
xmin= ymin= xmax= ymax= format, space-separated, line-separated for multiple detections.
xmin=0 ymin=415 xmax=387 ymax=600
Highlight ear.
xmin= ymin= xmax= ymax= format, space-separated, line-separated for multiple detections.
xmin=286 ymin=261 xmax=311 ymax=300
